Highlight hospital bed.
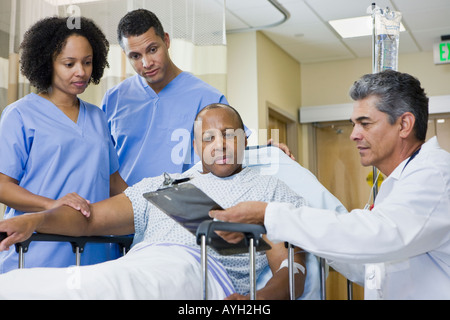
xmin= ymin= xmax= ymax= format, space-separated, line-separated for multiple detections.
xmin=0 ymin=145 xmax=347 ymax=300
xmin=6 ymin=233 xmax=133 ymax=268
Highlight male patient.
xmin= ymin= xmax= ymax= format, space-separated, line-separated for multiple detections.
xmin=0 ymin=103 xmax=306 ymax=300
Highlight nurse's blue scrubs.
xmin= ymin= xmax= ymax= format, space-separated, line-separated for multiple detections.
xmin=101 ymin=72 xmax=229 ymax=185
xmin=0 ymin=93 xmax=121 ymax=273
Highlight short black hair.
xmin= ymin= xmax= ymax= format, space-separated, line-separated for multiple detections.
xmin=117 ymin=9 xmax=165 ymax=48
xmin=20 ymin=16 xmax=109 ymax=93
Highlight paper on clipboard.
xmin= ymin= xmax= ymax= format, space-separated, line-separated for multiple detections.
xmin=143 ymin=183 xmax=222 ymax=234
xmin=142 ymin=182 xmax=270 ymax=255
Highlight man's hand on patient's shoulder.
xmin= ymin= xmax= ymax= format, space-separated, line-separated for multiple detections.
xmin=268 ymin=139 xmax=295 ymax=161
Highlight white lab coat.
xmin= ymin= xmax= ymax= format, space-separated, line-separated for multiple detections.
xmin=264 ymin=137 xmax=450 ymax=299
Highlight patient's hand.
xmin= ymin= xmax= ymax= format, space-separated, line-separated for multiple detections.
xmin=0 ymin=214 xmax=42 ymax=251
xmin=225 ymin=291 xmax=272 ymax=300
xmin=51 ymin=193 xmax=91 ymax=218
xmin=225 ymin=293 xmax=249 ymax=300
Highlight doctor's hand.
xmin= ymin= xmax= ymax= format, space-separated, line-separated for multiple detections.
xmin=51 ymin=193 xmax=91 ymax=218
xmin=0 ymin=214 xmax=42 ymax=252
xmin=209 ymin=201 xmax=268 ymax=244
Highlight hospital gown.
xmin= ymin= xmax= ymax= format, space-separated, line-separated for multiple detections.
xmin=0 ymin=93 xmax=120 ymax=273
xmin=101 ymin=72 xmax=228 ymax=186
xmin=0 ymin=167 xmax=305 ymax=299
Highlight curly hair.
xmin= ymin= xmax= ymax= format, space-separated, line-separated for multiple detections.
xmin=20 ymin=16 xmax=109 ymax=93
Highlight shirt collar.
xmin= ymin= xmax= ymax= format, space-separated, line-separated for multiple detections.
xmin=388 ymin=138 xmax=434 ymax=180
xmin=137 ymin=72 xmax=186 ymax=96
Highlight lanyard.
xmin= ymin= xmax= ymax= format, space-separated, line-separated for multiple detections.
xmin=402 ymin=147 xmax=421 ymax=172
xmin=369 ymin=146 xmax=422 ymax=211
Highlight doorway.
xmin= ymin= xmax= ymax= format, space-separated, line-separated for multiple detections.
xmin=267 ymin=102 xmax=298 ymax=160
xmin=314 ymin=121 xmax=367 ymax=300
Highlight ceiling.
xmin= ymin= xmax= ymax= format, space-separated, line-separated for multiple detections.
xmin=1 ymin=0 xmax=450 ymax=64
xmin=223 ymin=0 xmax=450 ymax=64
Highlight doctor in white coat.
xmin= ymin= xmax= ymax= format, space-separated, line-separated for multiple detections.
xmin=211 ymin=70 xmax=450 ymax=300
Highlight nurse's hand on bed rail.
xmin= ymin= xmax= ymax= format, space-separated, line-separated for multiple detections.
xmin=209 ymin=201 xmax=268 ymax=244
xmin=52 ymin=193 xmax=91 ymax=218
xmin=0 ymin=214 xmax=42 ymax=252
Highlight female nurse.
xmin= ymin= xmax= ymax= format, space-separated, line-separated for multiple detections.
xmin=0 ymin=16 xmax=127 ymax=273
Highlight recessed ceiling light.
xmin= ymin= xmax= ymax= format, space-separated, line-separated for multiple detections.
xmin=329 ymin=16 xmax=405 ymax=39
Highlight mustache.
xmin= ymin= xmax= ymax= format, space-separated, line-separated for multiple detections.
xmin=202 ymin=150 xmax=244 ymax=165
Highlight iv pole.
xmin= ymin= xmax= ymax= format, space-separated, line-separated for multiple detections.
xmin=347 ymin=2 xmax=379 ymax=301
xmin=370 ymin=3 xmax=402 ymax=201
xmin=371 ymin=3 xmax=379 ymax=201
xmin=348 ymin=2 xmax=391 ymax=300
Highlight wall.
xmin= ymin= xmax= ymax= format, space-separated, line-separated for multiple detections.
xmin=227 ymin=31 xmax=302 ymax=155
xmin=301 ymin=51 xmax=450 ymax=107
xmin=256 ymin=32 xmax=301 ymax=124
xmin=226 ymin=32 xmax=259 ymax=146
xmin=301 ymin=58 xmax=371 ymax=107
xmin=400 ymin=51 xmax=450 ymax=97
xmin=299 ymin=51 xmax=450 ymax=169
xmin=256 ymin=32 xmax=302 ymax=157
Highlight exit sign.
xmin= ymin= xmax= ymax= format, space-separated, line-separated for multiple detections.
xmin=434 ymin=41 xmax=450 ymax=64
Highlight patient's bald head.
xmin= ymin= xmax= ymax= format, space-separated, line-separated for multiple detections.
xmin=193 ymin=103 xmax=247 ymax=177
xmin=195 ymin=103 xmax=245 ymax=130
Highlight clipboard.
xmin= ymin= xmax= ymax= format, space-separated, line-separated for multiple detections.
xmin=142 ymin=176 xmax=270 ymax=255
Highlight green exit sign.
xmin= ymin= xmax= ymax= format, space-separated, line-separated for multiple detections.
xmin=434 ymin=41 xmax=450 ymax=64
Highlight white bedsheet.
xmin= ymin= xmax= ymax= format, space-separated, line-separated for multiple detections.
xmin=0 ymin=243 xmax=229 ymax=300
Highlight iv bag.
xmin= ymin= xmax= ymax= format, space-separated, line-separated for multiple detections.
xmin=372 ymin=7 xmax=402 ymax=73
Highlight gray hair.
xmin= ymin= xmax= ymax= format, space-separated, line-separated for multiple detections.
xmin=349 ymin=70 xmax=429 ymax=141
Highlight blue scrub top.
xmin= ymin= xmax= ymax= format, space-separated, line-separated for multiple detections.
xmin=102 ymin=72 xmax=228 ymax=186
xmin=0 ymin=93 xmax=120 ymax=273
